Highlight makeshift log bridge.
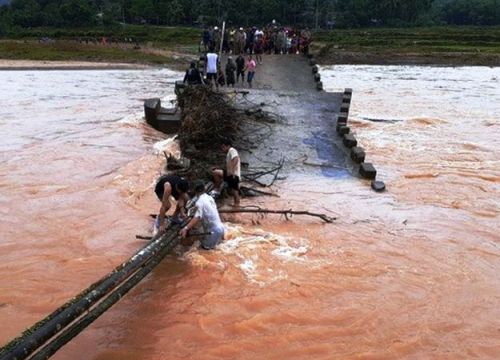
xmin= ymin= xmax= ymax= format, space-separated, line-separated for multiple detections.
xmin=0 ymin=225 xmax=183 ymax=360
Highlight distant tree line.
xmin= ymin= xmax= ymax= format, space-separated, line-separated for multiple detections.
xmin=1 ymin=0 xmax=499 ymax=33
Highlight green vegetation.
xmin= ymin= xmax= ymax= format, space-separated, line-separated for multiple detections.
xmin=1 ymin=0 xmax=500 ymax=33
xmin=0 ymin=40 xmax=174 ymax=63
xmin=314 ymin=26 xmax=500 ymax=65
xmin=0 ymin=24 xmax=200 ymax=45
xmin=1 ymin=25 xmax=498 ymax=66
xmin=315 ymin=26 xmax=500 ymax=53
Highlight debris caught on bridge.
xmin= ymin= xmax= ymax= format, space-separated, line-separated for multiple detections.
xmin=176 ymin=85 xmax=280 ymax=180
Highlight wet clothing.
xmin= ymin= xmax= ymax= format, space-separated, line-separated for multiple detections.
xmin=223 ymin=169 xmax=240 ymax=191
xmin=183 ymin=68 xmax=202 ymax=85
xmin=193 ymin=193 xmax=225 ymax=249
xmin=154 ymin=175 xmax=186 ymax=201
xmin=226 ymin=147 xmax=241 ymax=178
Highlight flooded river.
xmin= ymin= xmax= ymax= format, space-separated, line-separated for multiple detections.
xmin=0 ymin=64 xmax=499 ymax=359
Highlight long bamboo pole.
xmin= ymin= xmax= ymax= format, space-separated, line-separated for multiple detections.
xmin=29 ymin=231 xmax=180 ymax=360
xmin=0 ymin=226 xmax=183 ymax=360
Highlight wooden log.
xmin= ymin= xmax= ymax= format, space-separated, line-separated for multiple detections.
xmin=0 ymin=225 xmax=183 ymax=360
xmin=312 ymin=65 xmax=319 ymax=74
xmin=219 ymin=208 xmax=336 ymax=223
xmin=313 ymin=73 xmax=321 ymax=82
xmin=340 ymin=103 xmax=350 ymax=114
xmin=28 ymin=232 xmax=180 ymax=360
xmin=344 ymin=88 xmax=353 ymax=95
xmin=342 ymin=95 xmax=351 ymax=104
xmin=316 ymin=81 xmax=323 ymax=91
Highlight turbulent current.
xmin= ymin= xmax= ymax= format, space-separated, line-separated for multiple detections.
xmin=0 ymin=64 xmax=499 ymax=359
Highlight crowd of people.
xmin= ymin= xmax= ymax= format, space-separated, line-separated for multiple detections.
xmin=183 ymin=48 xmax=257 ymax=89
xmin=201 ymin=21 xmax=312 ymax=56
xmin=153 ymin=139 xmax=241 ymax=251
xmin=183 ymin=22 xmax=313 ymax=89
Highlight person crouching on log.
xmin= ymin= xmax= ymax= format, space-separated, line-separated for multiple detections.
xmin=212 ymin=138 xmax=241 ymax=206
xmin=154 ymin=175 xmax=189 ymax=234
xmin=180 ymin=180 xmax=225 ymax=250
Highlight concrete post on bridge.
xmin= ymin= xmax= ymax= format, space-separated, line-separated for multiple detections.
xmin=333 ymin=88 xmax=385 ymax=192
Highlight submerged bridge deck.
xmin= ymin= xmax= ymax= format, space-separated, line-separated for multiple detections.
xmin=222 ymin=54 xmax=348 ymax=178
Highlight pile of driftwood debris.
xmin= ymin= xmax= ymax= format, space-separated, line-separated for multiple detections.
xmin=175 ymin=85 xmax=278 ymax=180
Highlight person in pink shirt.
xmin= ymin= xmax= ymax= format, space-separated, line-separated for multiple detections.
xmin=246 ymin=55 xmax=256 ymax=88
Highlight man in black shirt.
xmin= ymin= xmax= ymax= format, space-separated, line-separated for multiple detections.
xmin=183 ymin=61 xmax=203 ymax=85
xmin=154 ymin=175 xmax=189 ymax=233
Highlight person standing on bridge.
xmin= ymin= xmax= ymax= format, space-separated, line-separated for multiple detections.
xmin=205 ymin=47 xmax=219 ymax=89
xmin=154 ymin=175 xmax=189 ymax=234
xmin=225 ymin=56 xmax=236 ymax=88
xmin=236 ymin=53 xmax=245 ymax=85
xmin=179 ymin=180 xmax=225 ymax=250
xmin=246 ymin=55 xmax=256 ymax=88
xmin=212 ymin=138 xmax=241 ymax=206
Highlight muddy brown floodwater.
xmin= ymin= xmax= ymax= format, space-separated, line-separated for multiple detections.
xmin=0 ymin=60 xmax=499 ymax=359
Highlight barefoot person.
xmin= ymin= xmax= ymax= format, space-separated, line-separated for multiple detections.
xmin=154 ymin=175 xmax=189 ymax=234
xmin=179 ymin=180 xmax=225 ymax=250
xmin=212 ymin=138 xmax=241 ymax=206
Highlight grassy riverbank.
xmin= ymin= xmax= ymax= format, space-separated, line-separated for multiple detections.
xmin=1 ymin=25 xmax=500 ymax=67
xmin=0 ymin=25 xmax=199 ymax=69
xmin=314 ymin=26 xmax=500 ymax=66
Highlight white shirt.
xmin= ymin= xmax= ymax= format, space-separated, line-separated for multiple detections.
xmin=226 ymin=147 xmax=241 ymax=178
xmin=206 ymin=53 xmax=218 ymax=74
xmin=194 ymin=194 xmax=224 ymax=232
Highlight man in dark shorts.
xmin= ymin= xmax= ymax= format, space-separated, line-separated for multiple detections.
xmin=154 ymin=174 xmax=189 ymax=234
xmin=206 ymin=47 xmax=219 ymax=89
xmin=212 ymin=138 xmax=241 ymax=206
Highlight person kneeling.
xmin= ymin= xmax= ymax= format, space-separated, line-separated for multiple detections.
xmin=179 ymin=181 xmax=225 ymax=250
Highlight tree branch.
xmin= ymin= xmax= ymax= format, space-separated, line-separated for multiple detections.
xmin=218 ymin=207 xmax=336 ymax=223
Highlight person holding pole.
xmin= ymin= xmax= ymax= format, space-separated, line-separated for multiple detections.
xmin=180 ymin=180 xmax=225 ymax=250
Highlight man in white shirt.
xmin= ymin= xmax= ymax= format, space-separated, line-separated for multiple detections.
xmin=205 ymin=47 xmax=219 ymax=89
xmin=212 ymin=138 xmax=241 ymax=206
xmin=180 ymin=181 xmax=225 ymax=250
